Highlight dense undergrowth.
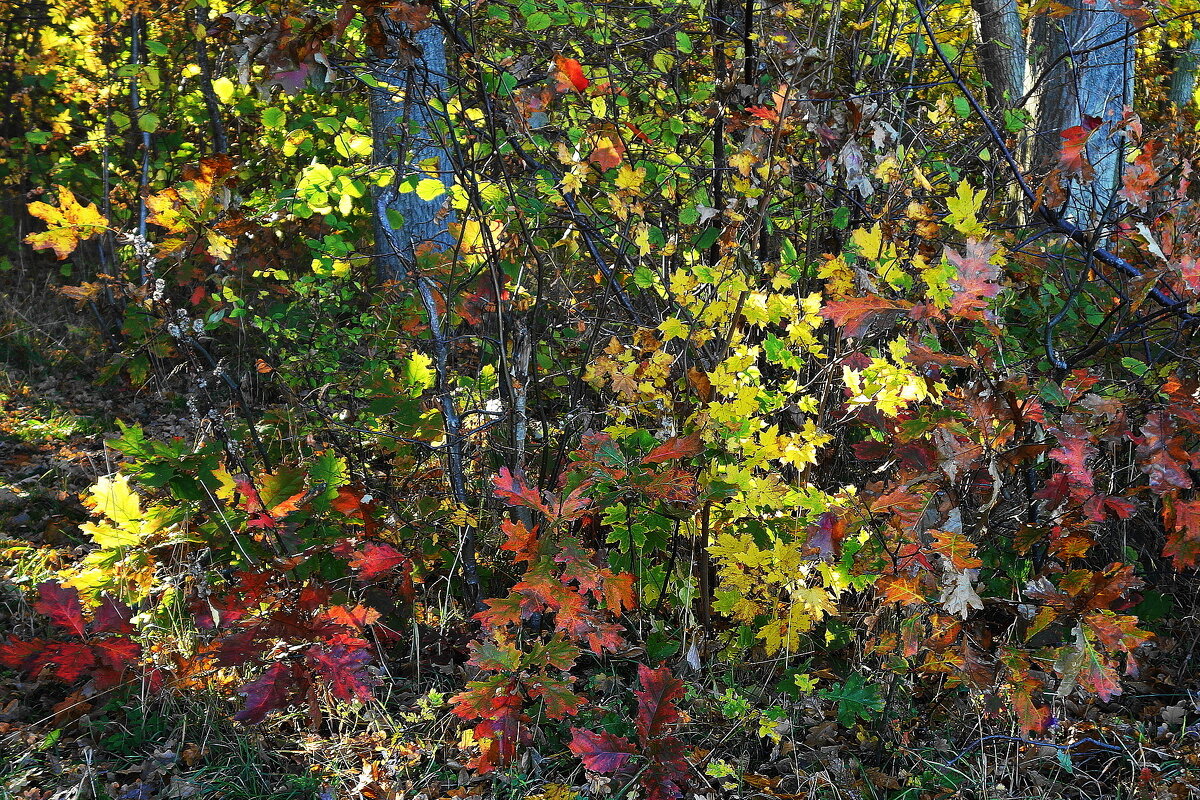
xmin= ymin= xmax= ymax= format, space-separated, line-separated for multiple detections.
xmin=6 ymin=0 xmax=1200 ymax=798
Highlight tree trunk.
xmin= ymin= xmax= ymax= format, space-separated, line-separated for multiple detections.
xmin=1169 ymin=34 xmax=1200 ymax=108
xmin=971 ymin=0 xmax=1027 ymax=109
xmin=1031 ymin=0 xmax=1133 ymax=229
xmin=368 ymin=22 xmax=456 ymax=280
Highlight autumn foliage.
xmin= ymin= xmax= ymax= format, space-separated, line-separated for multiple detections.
xmin=5 ymin=0 xmax=1200 ymax=796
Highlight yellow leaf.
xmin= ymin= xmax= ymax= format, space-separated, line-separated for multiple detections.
xmin=25 ymin=186 xmax=109 ymax=259
xmin=615 ymin=164 xmax=645 ymax=194
xmin=89 ymin=475 xmax=141 ymax=527
xmin=80 ymin=520 xmax=141 ymax=549
xmin=415 ymin=177 xmax=447 ymax=201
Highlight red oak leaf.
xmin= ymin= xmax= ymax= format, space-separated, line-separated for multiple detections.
xmin=1136 ymin=411 xmax=1194 ymax=493
xmin=528 ymin=675 xmax=584 ymax=718
xmin=945 ymin=239 xmax=1004 ymax=319
xmin=640 ymin=434 xmax=703 ymax=465
xmin=1164 ymin=497 xmax=1200 ymax=569
xmin=92 ymin=595 xmax=135 ymax=634
xmin=0 ymin=637 xmax=48 ymax=674
xmin=306 ymin=644 xmax=375 ymax=703
xmin=235 ymin=662 xmax=298 ymax=723
xmin=821 ymin=295 xmax=913 ymax=337
xmin=1060 ymin=115 xmax=1102 ymax=179
xmin=568 ymin=727 xmax=636 ymax=773
xmin=35 ymin=582 xmax=87 ymax=637
xmin=494 ymin=467 xmax=553 ymax=516
xmin=44 ymin=641 xmax=96 ymax=682
xmin=348 ymin=541 xmax=409 ymax=580
xmin=634 ymin=664 xmax=684 ymax=741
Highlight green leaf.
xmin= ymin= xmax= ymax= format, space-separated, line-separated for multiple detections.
xmin=818 ymin=674 xmax=883 ymax=726
xmin=675 ymin=31 xmax=693 ymax=53
xmin=693 ymin=226 xmax=720 ymax=250
xmin=137 ymin=112 xmax=160 ymax=133
xmin=1121 ymin=357 xmax=1148 ymax=377
xmin=526 ymin=11 xmax=554 ymax=30
xmin=145 ymin=40 xmax=168 ymax=57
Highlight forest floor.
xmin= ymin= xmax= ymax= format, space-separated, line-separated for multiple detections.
xmin=2 ymin=287 xmax=1200 ymax=800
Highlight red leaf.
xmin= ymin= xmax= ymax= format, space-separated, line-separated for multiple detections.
xmin=554 ymin=55 xmax=589 ymax=92
xmin=945 ymin=239 xmax=1004 ymax=319
xmin=90 ymin=638 xmax=140 ymax=688
xmin=35 ymin=582 xmax=87 ymax=637
xmin=306 ymin=644 xmax=375 ymax=703
xmin=499 ymin=519 xmax=540 ymax=563
xmin=528 ymin=675 xmax=584 ymax=718
xmin=821 ymin=295 xmax=913 ymax=337
xmin=641 ymin=434 xmax=703 ymax=465
xmin=44 ymin=642 xmax=96 ymax=682
xmin=93 ymin=595 xmax=135 ymax=634
xmin=0 ymin=637 xmax=48 ymax=674
xmin=1060 ymin=115 xmax=1102 ymax=179
xmin=348 ymin=541 xmax=409 ymax=580
xmin=1165 ymin=497 xmax=1200 ymax=569
xmin=494 ymin=467 xmax=552 ymax=516
xmin=1136 ymin=411 xmax=1194 ymax=493
xmin=634 ymin=664 xmax=683 ymax=741
xmin=235 ymin=662 xmax=297 ymax=723
xmin=568 ymin=727 xmax=636 ymax=773
xmin=589 ymin=132 xmax=626 ymax=170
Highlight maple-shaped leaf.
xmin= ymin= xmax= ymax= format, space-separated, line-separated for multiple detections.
xmin=92 ymin=595 xmax=136 ymax=634
xmin=640 ymin=434 xmax=703 ymax=465
xmin=944 ymin=239 xmax=1004 ymax=319
xmin=1002 ymin=652 xmax=1051 ymax=734
xmin=633 ymin=664 xmax=684 ymax=741
xmin=307 ymin=644 xmax=375 ymax=703
xmin=820 ymin=295 xmax=913 ymax=337
xmin=35 ymin=582 xmax=87 ymax=637
xmin=568 ymin=727 xmax=636 ymax=773
xmin=643 ymin=735 xmax=690 ymax=800
xmin=321 ymin=604 xmax=381 ymax=631
xmin=1055 ymin=624 xmax=1121 ymax=702
xmin=494 ymin=468 xmax=553 ymax=516
xmin=25 ymin=186 xmax=109 ymax=259
xmin=1164 ymin=497 xmax=1200 ymax=569
xmin=589 ymin=131 xmax=626 ymax=170
xmin=1049 ymin=424 xmax=1096 ymax=499
xmin=348 ymin=541 xmax=409 ymax=580
xmin=1084 ymin=610 xmax=1151 ymax=661
xmin=1119 ymin=141 xmax=1159 ymax=209
xmin=472 ymin=709 xmax=529 ymax=773
xmin=806 ymin=511 xmax=846 ymax=560
xmin=235 ymin=662 xmax=298 ymax=723
xmin=450 ymin=674 xmax=522 ymax=721
xmin=529 ymin=675 xmax=584 ymax=718
xmin=1060 ymin=116 xmax=1102 ymax=179
xmin=554 ymin=55 xmax=589 ymax=92
xmin=476 ymin=594 xmax=525 ymax=628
